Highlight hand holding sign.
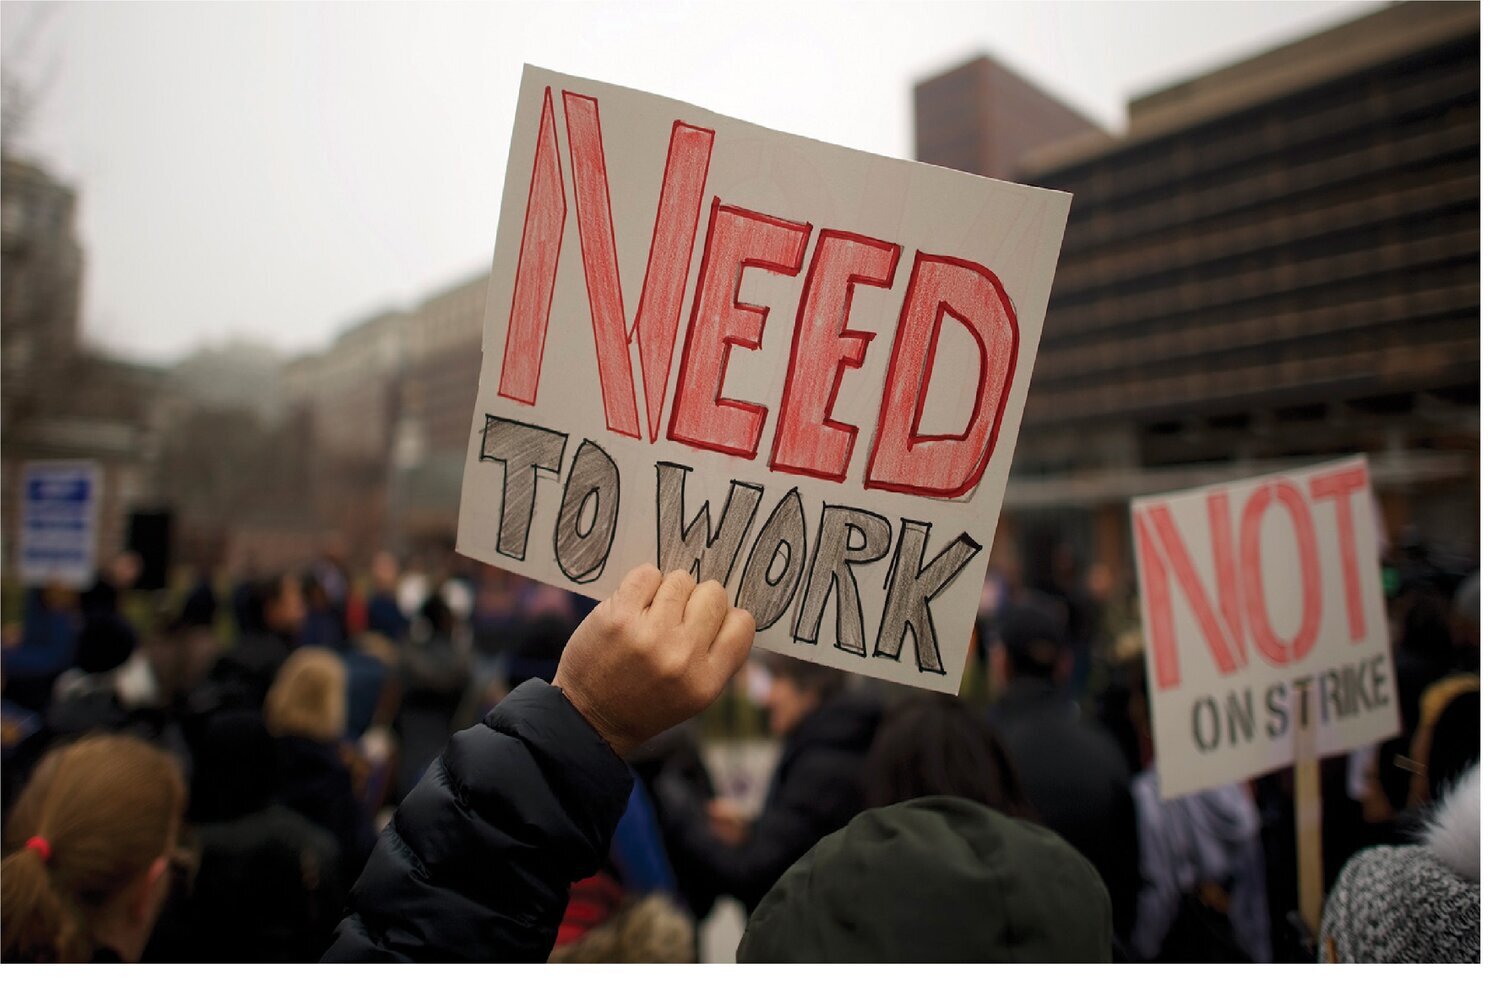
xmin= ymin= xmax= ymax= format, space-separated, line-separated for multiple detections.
xmin=554 ymin=564 xmax=754 ymax=755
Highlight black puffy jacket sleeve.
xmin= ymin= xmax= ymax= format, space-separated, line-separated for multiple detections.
xmin=322 ymin=680 xmax=633 ymax=962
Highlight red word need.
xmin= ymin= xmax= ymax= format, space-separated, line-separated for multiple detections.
xmin=496 ymin=87 xmax=1019 ymax=501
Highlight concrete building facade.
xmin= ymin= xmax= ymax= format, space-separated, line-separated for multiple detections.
xmin=390 ymin=272 xmax=487 ymax=550
xmin=914 ymin=1 xmax=1479 ymax=583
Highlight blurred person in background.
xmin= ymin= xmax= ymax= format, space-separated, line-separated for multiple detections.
xmin=626 ymin=717 xmax=720 ymax=922
xmin=309 ymin=544 xmax=351 ymax=629
xmin=439 ymin=571 xmax=475 ymax=632
xmin=1 ymin=733 xmax=187 ymax=962
xmin=1046 ymin=543 xmax=1099 ymax=708
xmin=74 ymin=554 xmax=142 ymax=677
xmin=343 ymin=632 xmax=400 ymax=741
xmin=865 ymin=691 xmax=1031 ymax=818
xmin=504 ymin=612 xmax=572 ymax=689
xmin=395 ymin=563 xmax=431 ymax=623
xmin=654 ymin=654 xmax=883 ymax=913
xmin=987 ymin=591 xmax=1140 ymax=955
xmin=2 ymin=674 xmax=51 ymax=816
xmin=363 ymin=551 xmax=409 ymax=643
xmin=175 ymin=559 xmax=219 ymax=631
xmin=456 ymin=608 xmax=570 ymax=730
xmin=1362 ymin=584 xmax=1466 ymax=840
xmin=1093 ymin=630 xmax=1149 ymax=776
xmin=1122 ymin=648 xmax=1271 ymax=963
xmin=207 ymin=572 xmax=305 ymax=710
xmin=394 ymin=592 xmax=473 ymax=796
xmin=1132 ymin=772 xmax=1270 ymax=963
xmin=148 ymin=709 xmax=342 ymax=962
xmin=44 ymin=616 xmax=203 ymax=771
xmin=300 ymin=572 xmax=344 ymax=649
xmin=469 ymin=566 xmax=523 ymax=692
xmin=1 ymin=583 xmax=82 ymax=714
xmin=229 ymin=555 xmax=261 ymax=635
xmin=265 ymin=647 xmax=374 ymax=888
xmin=1404 ymin=675 xmax=1480 ymax=811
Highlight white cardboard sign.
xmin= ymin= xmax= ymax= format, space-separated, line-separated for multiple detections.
xmin=1131 ymin=456 xmax=1399 ymax=798
xmin=457 ymin=66 xmax=1071 ymax=692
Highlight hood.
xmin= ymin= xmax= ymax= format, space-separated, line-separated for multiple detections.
xmin=1422 ymin=763 xmax=1479 ymax=882
xmin=739 ymin=796 xmax=1111 ymax=962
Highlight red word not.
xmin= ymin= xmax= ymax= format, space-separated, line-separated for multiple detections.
xmin=1134 ymin=466 xmax=1371 ymax=691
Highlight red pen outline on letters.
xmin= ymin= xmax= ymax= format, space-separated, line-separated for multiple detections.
xmin=769 ymin=230 xmax=902 ymax=483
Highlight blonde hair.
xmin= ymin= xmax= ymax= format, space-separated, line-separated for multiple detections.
xmin=2 ymin=734 xmax=185 ymax=962
xmin=265 ymin=647 xmax=348 ymax=742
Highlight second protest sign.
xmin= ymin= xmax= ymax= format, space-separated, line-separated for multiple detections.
xmin=1131 ymin=456 xmax=1399 ymax=798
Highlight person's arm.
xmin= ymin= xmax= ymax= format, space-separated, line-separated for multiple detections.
xmin=323 ymin=566 xmax=753 ymax=963
xmin=1128 ymin=773 xmax=1175 ymax=961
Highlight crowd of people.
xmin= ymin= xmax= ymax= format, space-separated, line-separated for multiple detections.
xmin=0 ymin=533 xmax=1480 ymax=963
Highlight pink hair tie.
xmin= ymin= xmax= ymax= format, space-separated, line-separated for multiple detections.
xmin=24 ymin=836 xmax=52 ymax=864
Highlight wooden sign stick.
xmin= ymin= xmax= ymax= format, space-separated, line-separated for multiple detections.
xmin=1294 ymin=724 xmax=1324 ymax=936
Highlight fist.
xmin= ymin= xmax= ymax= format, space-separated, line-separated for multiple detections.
xmin=553 ymin=565 xmax=755 ymax=756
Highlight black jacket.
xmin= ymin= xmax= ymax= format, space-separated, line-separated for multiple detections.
xmin=208 ymin=631 xmax=293 ymax=710
xmin=276 ymin=735 xmax=375 ymax=888
xmin=658 ymin=689 xmax=883 ymax=912
xmin=150 ymin=805 xmax=344 ymax=962
xmin=990 ymin=677 xmax=1140 ymax=949
xmin=323 ymin=680 xmax=632 ymax=961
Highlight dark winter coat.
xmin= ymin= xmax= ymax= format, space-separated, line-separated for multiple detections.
xmin=209 ymin=631 xmax=293 ymax=710
xmin=276 ymin=735 xmax=375 ymax=887
xmin=323 ymin=679 xmax=633 ymax=962
xmin=657 ymin=689 xmax=884 ymax=912
xmin=990 ymin=676 xmax=1141 ymax=949
xmin=169 ymin=805 xmax=344 ymax=962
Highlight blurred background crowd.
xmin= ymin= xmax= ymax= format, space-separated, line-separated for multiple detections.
xmin=0 ymin=528 xmax=1479 ymax=961
xmin=0 ymin=0 xmax=1481 ymax=964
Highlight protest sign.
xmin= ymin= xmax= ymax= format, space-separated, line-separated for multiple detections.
xmin=1131 ymin=455 xmax=1399 ymax=799
xmin=19 ymin=461 xmax=101 ymax=588
xmin=457 ymin=66 xmax=1070 ymax=692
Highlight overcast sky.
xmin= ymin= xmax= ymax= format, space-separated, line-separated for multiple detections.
xmin=2 ymin=0 xmax=1377 ymax=364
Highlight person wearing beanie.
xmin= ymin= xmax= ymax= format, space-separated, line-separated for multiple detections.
xmin=987 ymin=592 xmax=1140 ymax=951
xmin=737 ymin=795 xmax=1112 ymax=962
xmin=1321 ymin=764 xmax=1480 ymax=963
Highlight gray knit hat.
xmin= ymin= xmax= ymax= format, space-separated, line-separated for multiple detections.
xmin=737 ymin=796 xmax=1112 ymax=962
xmin=1320 ymin=845 xmax=1479 ymax=963
xmin=1321 ymin=765 xmax=1481 ymax=963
